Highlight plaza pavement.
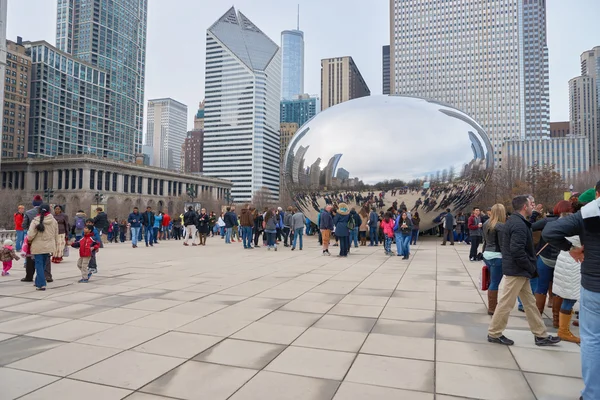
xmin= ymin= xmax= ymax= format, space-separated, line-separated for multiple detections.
xmin=0 ymin=235 xmax=584 ymax=400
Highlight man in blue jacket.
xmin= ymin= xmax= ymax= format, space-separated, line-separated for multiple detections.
xmin=319 ymin=205 xmax=334 ymax=256
xmin=127 ymin=207 xmax=142 ymax=248
xmin=368 ymin=207 xmax=379 ymax=246
xmin=141 ymin=206 xmax=155 ymax=247
xmin=223 ymin=207 xmax=237 ymax=244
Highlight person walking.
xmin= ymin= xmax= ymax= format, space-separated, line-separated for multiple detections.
xmin=333 ymin=203 xmax=350 ymax=257
xmin=291 ymin=207 xmax=305 ymax=251
xmin=441 ymin=209 xmax=455 ymax=246
xmin=71 ymin=224 xmax=100 ymax=283
xmin=93 ymin=207 xmax=109 ymax=244
xmin=410 ymin=212 xmax=420 ymax=245
xmin=282 ymin=206 xmax=293 ymax=247
xmin=395 ymin=211 xmax=413 ymax=259
xmin=153 ymin=212 xmax=163 ymax=245
xmin=52 ymin=205 xmax=69 ymax=263
xmin=482 ymin=203 xmax=507 ymax=315
xmin=127 ymin=207 xmax=142 ymax=248
xmin=1 ymin=239 xmax=20 ymax=276
xmin=368 ymin=207 xmax=379 ymax=246
xmin=183 ymin=206 xmax=199 ymax=246
xmin=348 ymin=208 xmax=362 ymax=248
xmin=253 ymin=208 xmax=264 ymax=247
xmin=487 ymin=195 xmax=560 ymax=347
xmin=467 ymin=207 xmax=483 ymax=261
xmin=172 ymin=215 xmax=182 ymax=240
xmin=141 ymin=206 xmax=155 ymax=247
xmin=320 ymin=205 xmax=333 ymax=256
xmin=26 ymin=204 xmax=60 ymax=291
xmin=543 ymin=182 xmax=600 ymax=400
xmin=14 ymin=205 xmax=25 ymax=252
xmin=381 ymin=212 xmax=395 ymax=256
xmin=22 ymin=195 xmax=53 ymax=283
xmin=119 ymin=219 xmax=128 ymax=243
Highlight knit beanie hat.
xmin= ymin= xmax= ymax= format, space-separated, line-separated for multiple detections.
xmin=32 ymin=195 xmax=43 ymax=207
xmin=578 ymin=188 xmax=596 ymax=204
xmin=3 ymin=239 xmax=14 ymax=247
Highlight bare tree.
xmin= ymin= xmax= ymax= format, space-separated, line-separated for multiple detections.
xmin=0 ymin=190 xmax=24 ymax=230
xmin=252 ymin=186 xmax=276 ymax=211
xmin=573 ymin=166 xmax=600 ymax=193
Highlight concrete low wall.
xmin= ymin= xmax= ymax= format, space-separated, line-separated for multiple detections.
xmin=0 ymin=230 xmax=17 ymax=242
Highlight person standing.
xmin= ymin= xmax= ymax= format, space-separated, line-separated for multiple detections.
xmin=263 ymin=209 xmax=278 ymax=251
xmin=333 ymin=203 xmax=350 ymax=257
xmin=153 ymin=212 xmax=163 ymax=244
xmin=161 ymin=212 xmax=171 ymax=240
xmin=359 ymin=207 xmax=369 ymax=246
xmin=368 ymin=207 xmax=379 ymax=246
xmin=441 ymin=209 xmax=455 ymax=246
xmin=291 ymin=207 xmax=305 ymax=251
xmin=52 ymin=205 xmax=69 ymax=263
xmin=128 ymin=207 xmax=142 ymax=248
xmin=320 ymin=205 xmax=333 ymax=256
xmin=410 ymin=212 xmax=420 ymax=245
xmin=93 ymin=207 xmax=109 ymax=244
xmin=543 ymin=181 xmax=600 ymax=400
xmin=1 ymin=239 xmax=20 ymax=276
xmin=14 ymin=205 xmax=25 ymax=252
xmin=282 ymin=207 xmax=293 ymax=247
xmin=22 ymin=195 xmax=53 ymax=283
xmin=172 ymin=215 xmax=182 ymax=240
xmin=456 ymin=212 xmax=466 ymax=243
xmin=141 ymin=206 xmax=156 ymax=247
xmin=487 ymin=195 xmax=560 ymax=347
xmin=73 ymin=210 xmax=87 ymax=241
xmin=467 ymin=207 xmax=483 ymax=261
xmin=26 ymin=204 xmax=60 ymax=291
xmin=183 ymin=206 xmax=199 ymax=246
xmin=395 ymin=211 xmax=413 ymax=259
xmin=253 ymin=208 xmax=264 ymax=247
xmin=197 ymin=208 xmax=210 ymax=246
xmin=239 ymin=206 xmax=254 ymax=249
xmin=348 ymin=208 xmax=362 ymax=248
xmin=482 ymin=204 xmax=507 ymax=315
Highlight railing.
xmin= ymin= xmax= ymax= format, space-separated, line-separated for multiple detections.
xmin=0 ymin=230 xmax=17 ymax=241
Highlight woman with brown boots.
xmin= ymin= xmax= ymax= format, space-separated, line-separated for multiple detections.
xmin=359 ymin=207 xmax=369 ymax=246
xmin=482 ymin=204 xmax=506 ymax=315
xmin=550 ymin=202 xmax=583 ymax=343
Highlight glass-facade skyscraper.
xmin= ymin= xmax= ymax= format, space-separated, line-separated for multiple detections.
xmin=280 ymin=94 xmax=318 ymax=128
xmin=281 ymin=29 xmax=304 ymax=100
xmin=203 ymin=7 xmax=281 ymax=202
xmin=390 ymin=0 xmax=550 ymax=164
xmin=55 ymin=0 xmax=148 ymax=161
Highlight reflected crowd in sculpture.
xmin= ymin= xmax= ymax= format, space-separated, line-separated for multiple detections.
xmin=282 ymin=95 xmax=494 ymax=231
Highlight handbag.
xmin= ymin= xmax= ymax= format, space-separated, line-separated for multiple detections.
xmin=63 ymin=245 xmax=70 ymax=257
xmin=480 ymin=264 xmax=490 ymax=291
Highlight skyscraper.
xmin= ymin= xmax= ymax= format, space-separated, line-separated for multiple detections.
xmin=382 ymin=45 xmax=390 ymax=95
xmin=146 ymin=98 xmax=187 ymax=171
xmin=321 ymin=56 xmax=370 ymax=111
xmin=203 ymin=7 xmax=281 ymax=202
xmin=280 ymin=94 xmax=318 ymax=127
xmin=0 ymin=0 xmax=7 ymax=165
xmin=390 ymin=0 xmax=550 ymax=163
xmin=55 ymin=0 xmax=148 ymax=161
xmin=281 ymin=29 xmax=304 ymax=100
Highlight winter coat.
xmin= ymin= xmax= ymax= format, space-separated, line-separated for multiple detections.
xmin=0 ymin=245 xmax=20 ymax=262
xmin=552 ymin=236 xmax=581 ymax=301
xmin=543 ymin=200 xmax=600 ymax=293
xmin=411 ymin=216 xmax=420 ymax=230
xmin=74 ymin=212 xmax=88 ymax=233
xmin=94 ymin=212 xmax=109 ymax=232
xmin=320 ymin=211 xmax=334 ymax=230
xmin=333 ymin=214 xmax=350 ymax=237
xmin=197 ymin=213 xmax=210 ymax=234
xmin=444 ymin=213 xmax=455 ymax=230
xmin=183 ymin=210 xmax=197 ymax=226
xmin=283 ymin=212 xmax=293 ymax=228
xmin=128 ymin=212 xmax=142 ymax=228
xmin=162 ymin=214 xmax=171 ymax=227
xmin=394 ymin=216 xmax=413 ymax=235
xmin=172 ymin=217 xmax=182 ymax=228
xmin=153 ymin=214 xmax=163 ymax=229
xmin=239 ymin=209 xmax=254 ymax=227
xmin=348 ymin=211 xmax=362 ymax=231
xmin=264 ymin=215 xmax=277 ymax=232
xmin=368 ymin=211 xmax=379 ymax=229
xmin=22 ymin=207 xmax=39 ymax=231
xmin=141 ymin=211 xmax=155 ymax=227
xmin=14 ymin=212 xmax=24 ymax=231
xmin=54 ymin=213 xmax=70 ymax=235
xmin=468 ymin=215 xmax=482 ymax=237
xmin=381 ymin=219 xmax=396 ymax=238
xmin=482 ymin=221 xmax=504 ymax=253
xmin=291 ymin=212 xmax=305 ymax=231
xmin=71 ymin=233 xmax=100 ymax=258
xmin=532 ymin=216 xmax=560 ymax=266
xmin=27 ymin=213 xmax=61 ymax=255
xmin=359 ymin=214 xmax=369 ymax=232
xmin=499 ymin=213 xmax=536 ymax=278
xmin=224 ymin=211 xmax=238 ymax=228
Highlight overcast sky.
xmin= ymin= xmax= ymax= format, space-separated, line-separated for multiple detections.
xmin=8 ymin=0 xmax=600 ymax=132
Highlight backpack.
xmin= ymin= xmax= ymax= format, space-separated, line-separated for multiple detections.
xmin=347 ymin=215 xmax=356 ymax=230
xmin=75 ymin=217 xmax=85 ymax=230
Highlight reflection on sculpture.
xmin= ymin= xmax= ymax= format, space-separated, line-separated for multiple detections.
xmin=283 ymin=95 xmax=494 ymax=231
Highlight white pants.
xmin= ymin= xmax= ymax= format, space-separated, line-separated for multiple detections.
xmin=184 ymin=225 xmax=198 ymax=244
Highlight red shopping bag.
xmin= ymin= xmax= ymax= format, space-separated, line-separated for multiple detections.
xmin=480 ymin=264 xmax=490 ymax=291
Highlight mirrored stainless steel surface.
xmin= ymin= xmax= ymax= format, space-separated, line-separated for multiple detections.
xmin=283 ymin=95 xmax=494 ymax=231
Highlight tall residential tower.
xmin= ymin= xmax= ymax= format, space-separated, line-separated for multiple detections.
xmin=203 ymin=7 xmax=281 ymax=202
xmin=390 ymin=0 xmax=550 ymax=163
xmin=321 ymin=56 xmax=370 ymax=111
xmin=54 ymin=0 xmax=148 ymax=161
xmin=146 ymin=98 xmax=187 ymax=171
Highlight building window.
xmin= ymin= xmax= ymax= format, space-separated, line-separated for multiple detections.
xmin=57 ymin=170 xmax=63 ymax=190
xmin=159 ymin=179 xmax=164 ymax=196
xmin=35 ymin=171 xmax=39 ymax=191
xmin=153 ymin=179 xmax=158 ymax=195
xmin=43 ymin=171 xmax=48 ymax=190
xmin=65 ymin=169 xmax=70 ymax=190
xmin=124 ymin=175 xmax=129 ymax=193
xmin=147 ymin=178 xmax=151 ymax=194
xmin=90 ymin=169 xmax=96 ymax=189
xmin=97 ymin=171 xmax=103 ymax=190
xmin=137 ymin=177 xmax=142 ymax=194
xmin=112 ymin=173 xmax=117 ymax=192
xmin=105 ymin=172 xmax=111 ymax=191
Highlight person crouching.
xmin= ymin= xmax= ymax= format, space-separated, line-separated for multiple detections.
xmin=71 ymin=225 xmax=100 ymax=283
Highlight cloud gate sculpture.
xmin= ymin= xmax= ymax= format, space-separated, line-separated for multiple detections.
xmin=282 ymin=95 xmax=494 ymax=231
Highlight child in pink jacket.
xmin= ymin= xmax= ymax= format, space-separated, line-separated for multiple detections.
xmin=380 ymin=212 xmax=396 ymax=256
xmin=1 ymin=239 xmax=20 ymax=276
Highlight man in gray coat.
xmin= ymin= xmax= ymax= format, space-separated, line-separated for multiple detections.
xmin=441 ymin=208 xmax=455 ymax=245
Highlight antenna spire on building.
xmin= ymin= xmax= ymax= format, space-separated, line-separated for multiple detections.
xmin=297 ymin=4 xmax=300 ymax=30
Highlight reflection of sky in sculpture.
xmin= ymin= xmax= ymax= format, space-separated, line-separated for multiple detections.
xmin=283 ymin=95 xmax=494 ymax=230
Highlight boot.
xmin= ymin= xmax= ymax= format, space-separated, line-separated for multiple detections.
xmin=552 ymin=295 xmax=562 ymax=329
xmin=547 ymin=281 xmax=554 ymax=308
xmin=487 ymin=290 xmax=498 ymax=315
xmin=558 ymin=310 xmax=580 ymax=344
xmin=535 ymin=293 xmax=546 ymax=315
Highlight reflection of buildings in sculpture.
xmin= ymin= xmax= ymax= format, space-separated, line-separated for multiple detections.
xmin=292 ymin=145 xmax=309 ymax=184
xmin=322 ymin=154 xmax=342 ymax=187
xmin=309 ymin=158 xmax=321 ymax=188
xmin=336 ymin=168 xmax=350 ymax=180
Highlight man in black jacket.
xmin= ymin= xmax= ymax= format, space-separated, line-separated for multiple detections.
xmin=183 ymin=206 xmax=198 ymax=246
xmin=543 ymin=182 xmax=600 ymax=400
xmin=487 ymin=195 xmax=560 ymax=347
xmin=141 ymin=206 xmax=155 ymax=247
xmin=93 ymin=207 xmax=109 ymax=244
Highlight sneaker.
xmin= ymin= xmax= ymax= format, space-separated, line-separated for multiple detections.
xmin=274 ymin=247 xmax=278 ymax=251
xmin=21 ymin=278 xmax=32 ymax=282
xmin=1 ymin=272 xmax=5 ymax=276
xmin=535 ymin=335 xmax=561 ymax=346
xmin=36 ymin=286 xmax=46 ymax=291
xmin=78 ymin=279 xmax=89 ymax=283
xmin=291 ymin=247 xmax=295 ymax=251
xmin=518 ymin=305 xmax=525 ymax=312
xmin=487 ymin=335 xmax=514 ymax=346
xmin=88 ymin=272 xmax=93 ymax=279
xmin=46 ymin=278 xmax=53 ymax=283
xmin=183 ymin=243 xmax=189 ymax=246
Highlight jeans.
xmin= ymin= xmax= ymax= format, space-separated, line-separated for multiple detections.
xmin=282 ymin=227 xmax=291 ymax=246
xmin=400 ymin=233 xmax=411 ymax=257
xmin=242 ymin=226 xmax=253 ymax=248
xmin=457 ymin=231 xmax=465 ymax=242
xmin=292 ymin=228 xmax=303 ymax=249
xmin=225 ymin=227 xmax=232 ymax=243
xmin=349 ymin=228 xmax=359 ymax=247
xmin=131 ymin=227 xmax=140 ymax=246
xmin=266 ymin=231 xmax=276 ymax=248
xmin=220 ymin=226 xmax=225 ymax=238
xmin=484 ymin=257 xmax=503 ymax=291
xmin=410 ymin=229 xmax=419 ymax=245
xmin=34 ymin=253 xmax=49 ymax=288
xmin=339 ymin=235 xmax=349 ymax=256
xmin=394 ymin=232 xmax=403 ymax=255
xmin=152 ymin=227 xmax=159 ymax=243
xmin=15 ymin=230 xmax=24 ymax=252
xmin=534 ymin=257 xmax=554 ymax=295
xmin=580 ymin=286 xmax=600 ymax=400
xmin=518 ymin=278 xmax=537 ymax=308
xmin=561 ymin=298 xmax=577 ymax=312
xmin=384 ymin=236 xmax=392 ymax=253
xmin=144 ymin=226 xmax=154 ymax=245
xmin=369 ymin=226 xmax=379 ymax=246
xmin=469 ymin=235 xmax=481 ymax=259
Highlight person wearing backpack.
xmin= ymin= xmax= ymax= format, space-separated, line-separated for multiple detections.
xmin=394 ymin=211 xmax=413 ymax=259
xmin=73 ymin=210 xmax=87 ymax=241
xmin=348 ymin=208 xmax=362 ymax=248
xmin=290 ymin=207 xmax=305 ymax=251
xmin=333 ymin=203 xmax=350 ymax=257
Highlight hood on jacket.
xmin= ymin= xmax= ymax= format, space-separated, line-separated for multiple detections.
xmin=76 ymin=212 xmax=87 ymax=218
